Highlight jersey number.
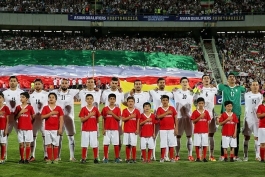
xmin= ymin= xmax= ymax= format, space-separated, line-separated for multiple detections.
xmin=36 ymin=99 xmax=40 ymax=104
xmin=137 ymin=98 xmax=139 ymax=103
xmin=252 ymin=99 xmax=257 ymax=104
xmin=205 ymin=92 xmax=208 ymax=97
xmin=11 ymin=97 xmax=15 ymax=101
xmin=231 ymin=91 xmax=235 ymax=97
xmin=61 ymin=95 xmax=66 ymax=100
xmin=182 ymin=94 xmax=187 ymax=99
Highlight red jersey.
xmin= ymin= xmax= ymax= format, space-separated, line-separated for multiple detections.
xmin=257 ymin=104 xmax=265 ymax=128
xmin=0 ymin=105 xmax=11 ymax=130
xmin=219 ymin=112 xmax=238 ymax=136
xmin=101 ymin=106 xmax=121 ymax=130
xmin=156 ymin=106 xmax=177 ymax=130
xmin=122 ymin=108 xmax=141 ymax=133
xmin=41 ymin=105 xmax=64 ymax=130
xmin=140 ymin=113 xmax=156 ymax=137
xmin=79 ymin=106 xmax=100 ymax=131
xmin=15 ymin=105 xmax=35 ymax=130
xmin=191 ymin=109 xmax=211 ymax=133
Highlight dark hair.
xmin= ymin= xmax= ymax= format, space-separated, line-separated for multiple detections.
xmin=263 ymin=93 xmax=265 ymax=97
xmin=0 ymin=92 xmax=4 ymax=99
xmin=111 ymin=77 xmax=119 ymax=82
xmin=34 ymin=78 xmax=43 ymax=83
xmin=224 ymin=100 xmax=233 ymax=107
xmin=196 ymin=97 xmax=205 ymax=103
xmin=134 ymin=80 xmax=141 ymax=85
xmin=20 ymin=92 xmax=30 ymax=99
xmin=9 ymin=76 xmax=18 ymax=81
xmin=62 ymin=78 xmax=68 ymax=81
xmin=160 ymin=95 xmax=169 ymax=100
xmin=157 ymin=78 xmax=165 ymax=84
xmin=108 ymin=93 xmax=116 ymax=99
xmin=228 ymin=73 xmax=235 ymax=77
xmin=180 ymin=77 xmax=189 ymax=83
xmin=86 ymin=94 xmax=94 ymax=98
xmin=127 ymin=96 xmax=135 ymax=102
xmin=143 ymin=102 xmax=151 ymax=108
xmin=202 ymin=75 xmax=210 ymax=79
xmin=48 ymin=92 xmax=57 ymax=100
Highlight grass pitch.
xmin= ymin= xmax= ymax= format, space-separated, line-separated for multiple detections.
xmin=1 ymin=105 xmax=264 ymax=177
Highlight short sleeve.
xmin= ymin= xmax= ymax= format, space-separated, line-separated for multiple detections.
xmin=116 ymin=108 xmax=121 ymax=117
xmin=101 ymin=107 xmax=106 ymax=118
xmin=219 ymin=113 xmax=224 ymax=122
xmin=121 ymin=109 xmax=127 ymax=117
xmin=137 ymin=109 xmax=141 ymax=119
xmin=41 ymin=106 xmax=47 ymax=115
xmin=233 ymin=114 xmax=239 ymax=123
xmin=156 ymin=108 xmax=161 ymax=117
xmin=58 ymin=107 xmax=64 ymax=116
xmin=30 ymin=106 xmax=35 ymax=115
xmin=96 ymin=108 xmax=101 ymax=119
xmin=5 ymin=106 xmax=11 ymax=115
xmin=172 ymin=107 xmax=177 ymax=117
xmin=257 ymin=105 xmax=263 ymax=114
xmin=217 ymin=84 xmax=225 ymax=91
xmin=79 ymin=107 xmax=85 ymax=118
xmin=206 ymin=111 xmax=211 ymax=121
xmin=191 ymin=111 xmax=197 ymax=120
xmin=14 ymin=106 xmax=20 ymax=116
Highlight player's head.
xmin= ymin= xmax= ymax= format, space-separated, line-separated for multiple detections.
xmin=250 ymin=81 xmax=259 ymax=93
xmin=61 ymin=78 xmax=69 ymax=91
xmin=34 ymin=78 xmax=43 ymax=91
xmin=127 ymin=96 xmax=135 ymax=108
xmin=20 ymin=92 xmax=30 ymax=103
xmin=157 ymin=78 xmax=165 ymax=90
xmin=180 ymin=77 xmax=189 ymax=90
xmin=0 ymin=92 xmax=4 ymax=103
xmin=48 ymin=92 xmax=57 ymax=104
xmin=108 ymin=93 xmax=116 ymax=105
xmin=224 ymin=100 xmax=233 ymax=112
xmin=143 ymin=102 xmax=151 ymax=113
xmin=86 ymin=77 xmax=95 ymax=90
xmin=9 ymin=76 xmax=18 ymax=89
xmin=110 ymin=77 xmax=119 ymax=90
xmin=202 ymin=75 xmax=211 ymax=85
xmin=227 ymin=73 xmax=236 ymax=84
xmin=160 ymin=95 xmax=169 ymax=106
xmin=134 ymin=80 xmax=142 ymax=92
xmin=196 ymin=97 xmax=205 ymax=109
xmin=86 ymin=94 xmax=94 ymax=105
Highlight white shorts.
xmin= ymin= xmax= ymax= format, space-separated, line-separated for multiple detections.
xmin=243 ymin=120 xmax=259 ymax=137
xmin=123 ymin=133 xmax=137 ymax=146
xmin=45 ymin=130 xmax=60 ymax=146
xmin=17 ymin=130 xmax=33 ymax=143
xmin=81 ymin=131 xmax=98 ymax=148
xmin=194 ymin=133 xmax=208 ymax=147
xmin=160 ymin=130 xmax=177 ymax=148
xmin=222 ymin=136 xmax=237 ymax=148
xmin=0 ymin=130 xmax=7 ymax=144
xmin=258 ymin=128 xmax=265 ymax=144
xmin=103 ymin=130 xmax=119 ymax=145
xmin=140 ymin=137 xmax=155 ymax=149
xmin=33 ymin=120 xmax=45 ymax=137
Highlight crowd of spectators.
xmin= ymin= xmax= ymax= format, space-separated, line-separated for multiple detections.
xmin=0 ymin=0 xmax=264 ymax=15
xmin=0 ymin=33 xmax=207 ymax=72
xmin=217 ymin=35 xmax=265 ymax=89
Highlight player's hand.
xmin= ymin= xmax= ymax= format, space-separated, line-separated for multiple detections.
xmin=233 ymin=133 xmax=236 ymax=139
xmin=102 ymin=130 xmax=106 ymax=135
xmin=227 ymin=116 xmax=232 ymax=121
xmin=174 ymin=128 xmax=178 ymax=136
xmin=118 ymin=87 xmax=123 ymax=93
xmin=135 ymin=130 xmax=139 ymax=135
xmin=20 ymin=109 xmax=28 ymax=114
xmin=200 ymin=113 xmax=205 ymax=118
xmin=58 ymin=128 xmax=63 ymax=135
xmin=89 ymin=111 xmax=96 ymax=117
xmin=107 ymin=110 xmax=113 ymax=116
xmin=166 ymin=110 xmax=172 ymax=115
xmin=0 ymin=111 xmax=4 ymax=116
xmin=130 ymin=113 xmax=136 ymax=118
xmin=154 ymin=87 xmax=158 ymax=91
xmin=130 ymin=89 xmax=135 ymax=96
xmin=147 ymin=118 xmax=152 ymax=122
xmin=153 ymin=133 xmax=156 ymax=138
xmin=3 ymin=130 xmax=7 ymax=137
xmin=50 ymin=111 xmax=59 ymax=115
xmin=94 ymin=87 xmax=99 ymax=92
xmin=172 ymin=87 xmax=178 ymax=92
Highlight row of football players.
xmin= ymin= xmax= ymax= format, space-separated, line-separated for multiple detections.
xmin=0 ymin=75 xmax=264 ymax=163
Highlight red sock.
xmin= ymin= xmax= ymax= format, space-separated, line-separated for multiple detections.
xmin=224 ymin=153 xmax=228 ymax=158
xmin=47 ymin=147 xmax=52 ymax=160
xmin=20 ymin=147 xmax=24 ymax=160
xmin=53 ymin=146 xmax=58 ymax=160
xmin=93 ymin=147 xmax=98 ymax=159
xmin=195 ymin=146 xmax=200 ymax=159
xmin=82 ymin=147 xmax=87 ymax=159
xmin=203 ymin=146 xmax=207 ymax=159
xmin=148 ymin=149 xmax=153 ymax=161
xmin=142 ymin=149 xmax=146 ymax=161
xmin=114 ymin=145 xmax=119 ymax=159
xmin=26 ymin=147 xmax=30 ymax=160
xmin=169 ymin=147 xmax=174 ymax=159
xmin=260 ymin=148 xmax=265 ymax=160
xmin=230 ymin=154 xmax=234 ymax=158
xmin=104 ymin=145 xmax=109 ymax=159
xmin=126 ymin=146 xmax=130 ymax=160
xmin=132 ymin=146 xmax=136 ymax=160
xmin=161 ymin=148 xmax=166 ymax=159
xmin=1 ymin=145 xmax=5 ymax=160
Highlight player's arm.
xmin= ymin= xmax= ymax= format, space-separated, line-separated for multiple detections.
xmin=58 ymin=115 xmax=64 ymax=135
xmin=122 ymin=113 xmax=134 ymax=121
xmin=109 ymin=111 xmax=120 ymax=121
xmin=140 ymin=118 xmax=149 ymax=125
xmin=233 ymin=123 xmax=237 ymax=138
xmin=102 ymin=116 xmax=105 ymax=135
xmin=174 ymin=115 xmax=178 ymax=135
xmin=15 ymin=107 xmax=26 ymax=120
xmin=219 ymin=116 xmax=231 ymax=125
xmin=156 ymin=110 xmax=171 ymax=119
xmin=4 ymin=115 xmax=9 ymax=136
xmin=41 ymin=111 xmax=57 ymax=119
xmin=136 ymin=118 xmax=140 ymax=135
xmin=192 ymin=113 xmax=204 ymax=124
xmin=257 ymin=113 xmax=265 ymax=119
xmin=80 ymin=111 xmax=95 ymax=122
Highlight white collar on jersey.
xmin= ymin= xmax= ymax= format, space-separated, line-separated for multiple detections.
xmin=86 ymin=106 xmax=94 ymax=112
xmin=127 ymin=108 xmax=135 ymax=114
